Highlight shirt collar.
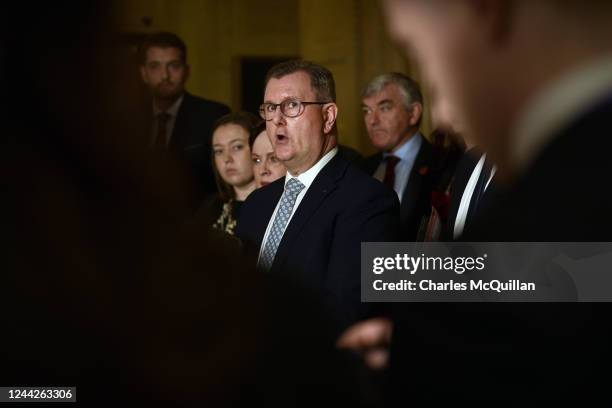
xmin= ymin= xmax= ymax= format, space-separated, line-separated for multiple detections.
xmin=385 ymin=132 xmax=423 ymax=161
xmin=511 ymin=54 xmax=612 ymax=173
xmin=285 ymin=147 xmax=338 ymax=190
xmin=153 ymin=94 xmax=185 ymax=117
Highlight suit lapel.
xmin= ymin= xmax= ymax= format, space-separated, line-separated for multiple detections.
xmin=447 ymin=149 xmax=480 ymax=235
xmin=270 ymin=155 xmax=347 ymax=272
xmin=254 ymin=179 xmax=285 ymax=249
xmin=362 ymin=153 xmax=383 ymax=175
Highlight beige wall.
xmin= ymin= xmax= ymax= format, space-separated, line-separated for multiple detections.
xmin=113 ymin=0 xmax=431 ymax=155
xmin=299 ymin=0 xmax=362 ymax=151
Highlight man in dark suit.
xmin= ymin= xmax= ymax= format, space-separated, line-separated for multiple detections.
xmin=360 ymin=73 xmax=435 ymax=241
xmin=371 ymin=0 xmax=612 ymax=403
xmin=445 ymin=148 xmax=481 ymax=237
xmin=430 ymin=91 xmax=500 ymax=241
xmin=236 ymin=60 xmax=399 ymax=335
xmin=445 ymin=147 xmax=502 ymax=240
xmin=140 ymin=32 xmax=230 ymax=199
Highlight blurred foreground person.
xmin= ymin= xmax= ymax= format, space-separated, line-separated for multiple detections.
xmin=379 ymin=0 xmax=612 ymax=403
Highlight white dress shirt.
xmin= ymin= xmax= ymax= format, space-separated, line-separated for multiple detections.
xmin=257 ymin=147 xmax=338 ymax=262
xmin=373 ymin=133 xmax=423 ymax=202
xmin=453 ymin=154 xmax=496 ymax=239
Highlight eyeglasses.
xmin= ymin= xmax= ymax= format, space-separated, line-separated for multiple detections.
xmin=259 ymin=99 xmax=330 ymax=121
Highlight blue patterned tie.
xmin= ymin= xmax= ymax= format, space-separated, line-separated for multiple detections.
xmin=258 ymin=178 xmax=305 ymax=271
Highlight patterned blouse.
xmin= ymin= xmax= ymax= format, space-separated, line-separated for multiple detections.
xmin=211 ymin=198 xmax=243 ymax=236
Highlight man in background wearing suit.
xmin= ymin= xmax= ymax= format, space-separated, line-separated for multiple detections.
xmin=430 ymin=87 xmax=499 ymax=241
xmin=140 ymin=32 xmax=230 ymax=199
xmin=237 ymin=60 xmax=399 ymax=335
xmin=360 ymin=73 xmax=434 ymax=241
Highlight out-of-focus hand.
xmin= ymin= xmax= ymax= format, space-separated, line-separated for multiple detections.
xmin=336 ymin=317 xmax=393 ymax=370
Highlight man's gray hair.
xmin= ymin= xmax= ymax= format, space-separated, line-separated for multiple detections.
xmin=265 ymin=59 xmax=336 ymax=102
xmin=362 ymin=72 xmax=423 ymax=110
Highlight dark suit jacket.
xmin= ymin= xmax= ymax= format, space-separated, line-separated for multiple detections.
xmin=158 ymin=92 xmax=230 ymax=197
xmin=387 ymin=95 xmax=612 ymax=404
xmin=361 ymin=137 xmax=435 ymax=241
xmin=445 ymin=148 xmax=479 ymax=240
xmin=443 ymin=147 xmax=501 ymax=240
xmin=336 ymin=144 xmax=363 ymax=164
xmin=236 ymin=153 xmax=400 ymax=333
xmin=467 ymin=97 xmax=612 ymax=241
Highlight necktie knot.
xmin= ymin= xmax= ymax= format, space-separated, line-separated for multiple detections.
xmin=155 ymin=112 xmax=172 ymax=149
xmin=385 ymin=155 xmax=400 ymax=168
xmin=285 ymin=178 xmax=305 ymax=196
xmin=383 ymin=155 xmax=400 ymax=190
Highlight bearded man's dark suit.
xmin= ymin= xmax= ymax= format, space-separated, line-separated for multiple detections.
xmin=360 ymin=138 xmax=435 ymax=241
xmin=236 ymin=153 xmax=400 ymax=334
xmin=152 ymin=92 xmax=229 ymax=198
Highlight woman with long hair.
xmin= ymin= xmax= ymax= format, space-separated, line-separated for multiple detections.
xmin=206 ymin=112 xmax=258 ymax=235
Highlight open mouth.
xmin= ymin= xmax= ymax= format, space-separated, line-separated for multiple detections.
xmin=276 ymin=133 xmax=288 ymax=143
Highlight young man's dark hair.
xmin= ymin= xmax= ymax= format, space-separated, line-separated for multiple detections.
xmin=139 ymin=31 xmax=187 ymax=64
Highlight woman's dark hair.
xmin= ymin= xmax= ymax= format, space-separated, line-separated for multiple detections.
xmin=210 ymin=112 xmax=260 ymax=200
xmin=249 ymin=120 xmax=267 ymax=149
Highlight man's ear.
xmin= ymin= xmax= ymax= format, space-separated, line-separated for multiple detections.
xmin=322 ymin=103 xmax=338 ymax=134
xmin=409 ymin=103 xmax=423 ymax=127
xmin=469 ymin=0 xmax=515 ymax=45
